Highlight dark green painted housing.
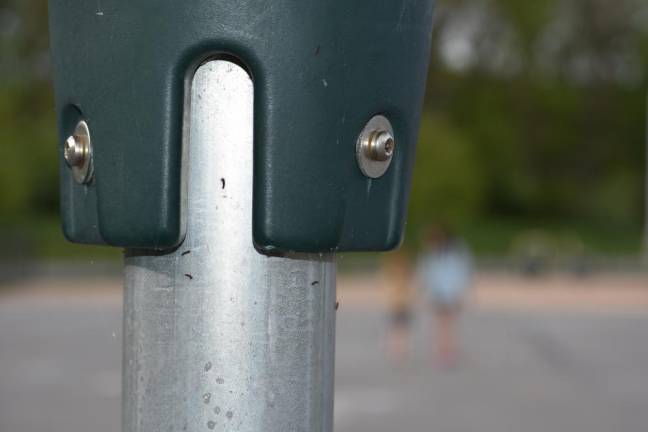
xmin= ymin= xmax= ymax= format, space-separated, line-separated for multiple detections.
xmin=48 ymin=0 xmax=435 ymax=252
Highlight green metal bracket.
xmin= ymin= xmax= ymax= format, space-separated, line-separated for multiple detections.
xmin=48 ymin=0 xmax=435 ymax=252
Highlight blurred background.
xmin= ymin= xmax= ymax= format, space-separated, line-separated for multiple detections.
xmin=2 ymin=0 xmax=648 ymax=431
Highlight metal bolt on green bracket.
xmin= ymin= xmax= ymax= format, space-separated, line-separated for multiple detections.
xmin=356 ymin=115 xmax=396 ymax=179
xmin=63 ymin=120 xmax=94 ymax=185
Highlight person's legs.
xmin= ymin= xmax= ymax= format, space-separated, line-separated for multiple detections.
xmin=434 ymin=306 xmax=459 ymax=367
xmin=387 ymin=311 xmax=410 ymax=364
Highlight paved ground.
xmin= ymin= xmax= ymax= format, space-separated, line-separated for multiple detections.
xmin=1 ymin=273 xmax=648 ymax=432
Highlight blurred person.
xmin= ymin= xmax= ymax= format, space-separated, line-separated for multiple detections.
xmin=382 ymin=249 xmax=415 ymax=365
xmin=418 ymin=227 xmax=472 ymax=367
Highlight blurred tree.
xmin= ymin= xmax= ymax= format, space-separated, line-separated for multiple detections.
xmin=408 ymin=114 xmax=486 ymax=238
xmin=412 ymin=0 xmax=648 ymax=252
xmin=0 ymin=0 xmax=57 ymax=221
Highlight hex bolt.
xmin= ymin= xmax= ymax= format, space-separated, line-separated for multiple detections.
xmin=356 ymin=115 xmax=395 ymax=178
xmin=64 ymin=120 xmax=94 ymax=184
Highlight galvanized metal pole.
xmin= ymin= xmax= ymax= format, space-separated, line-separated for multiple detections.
xmin=122 ymin=60 xmax=336 ymax=432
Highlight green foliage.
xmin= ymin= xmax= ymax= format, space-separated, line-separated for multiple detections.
xmin=432 ymin=75 xmax=645 ymax=225
xmin=407 ymin=0 xmax=648 ymax=254
xmin=0 ymin=82 xmax=58 ymax=219
xmin=1 ymin=0 xmax=58 ymax=221
xmin=408 ymin=113 xmax=486 ymax=233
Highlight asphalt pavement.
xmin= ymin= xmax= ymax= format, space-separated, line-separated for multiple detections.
xmin=1 ymin=279 xmax=647 ymax=432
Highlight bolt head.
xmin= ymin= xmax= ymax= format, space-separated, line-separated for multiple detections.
xmin=356 ymin=115 xmax=395 ymax=179
xmin=368 ymin=131 xmax=395 ymax=162
xmin=64 ymin=120 xmax=94 ymax=184
xmin=64 ymin=135 xmax=86 ymax=167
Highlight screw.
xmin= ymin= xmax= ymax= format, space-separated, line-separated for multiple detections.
xmin=64 ymin=135 xmax=87 ymax=167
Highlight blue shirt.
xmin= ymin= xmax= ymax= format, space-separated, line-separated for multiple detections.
xmin=419 ymin=243 xmax=472 ymax=305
